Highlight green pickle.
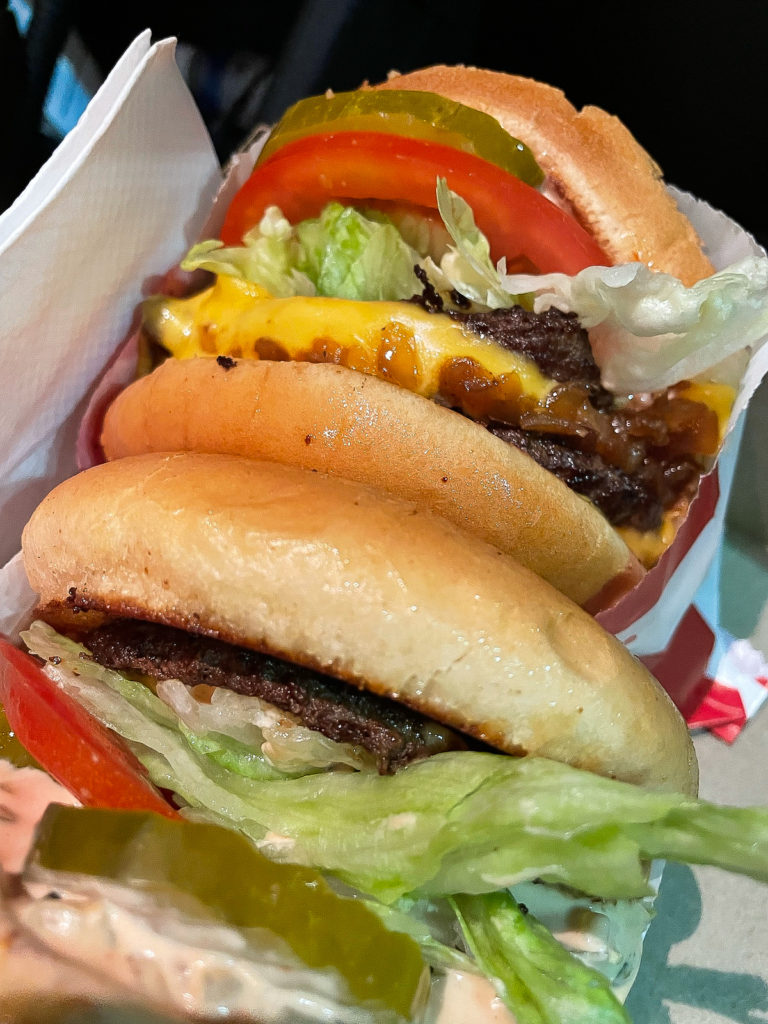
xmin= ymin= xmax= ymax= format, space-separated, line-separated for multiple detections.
xmin=28 ymin=805 xmax=427 ymax=1021
xmin=258 ymin=89 xmax=544 ymax=187
xmin=0 ymin=704 xmax=40 ymax=769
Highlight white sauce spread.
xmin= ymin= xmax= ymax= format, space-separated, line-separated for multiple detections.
xmin=0 ymin=761 xmax=652 ymax=1022
xmin=428 ymin=971 xmax=517 ymax=1024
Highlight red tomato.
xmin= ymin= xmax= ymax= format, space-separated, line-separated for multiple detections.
xmin=0 ymin=634 xmax=178 ymax=818
xmin=220 ymin=132 xmax=608 ymax=276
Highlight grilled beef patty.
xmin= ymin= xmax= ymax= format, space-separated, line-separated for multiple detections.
xmin=450 ymin=304 xmax=603 ymax=388
xmin=84 ymin=619 xmax=465 ymax=774
xmin=437 ymin=302 xmax=714 ymax=533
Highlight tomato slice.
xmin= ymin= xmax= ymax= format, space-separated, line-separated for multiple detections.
xmin=0 ymin=634 xmax=179 ymax=818
xmin=221 ymin=132 xmax=608 ymax=276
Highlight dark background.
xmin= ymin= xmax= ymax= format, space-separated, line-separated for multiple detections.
xmin=2 ymin=0 xmax=767 ymax=248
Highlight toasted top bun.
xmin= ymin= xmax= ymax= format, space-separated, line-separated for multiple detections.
xmin=100 ymin=356 xmax=644 ymax=612
xmin=371 ymin=66 xmax=714 ymax=286
xmin=22 ymin=451 xmax=697 ymax=795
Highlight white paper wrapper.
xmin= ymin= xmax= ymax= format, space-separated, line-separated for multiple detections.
xmin=589 ymin=190 xmax=768 ymax=730
xmin=1 ymin=34 xmax=767 ymax=736
xmin=0 ymin=32 xmax=221 ymax=568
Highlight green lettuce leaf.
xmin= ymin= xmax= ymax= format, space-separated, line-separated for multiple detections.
xmin=294 ymin=202 xmax=422 ymax=300
xmin=182 ymin=207 xmax=316 ymax=298
xmin=433 ymin=177 xmax=520 ymax=308
xmin=452 ymin=891 xmax=631 ymax=1024
xmin=182 ymin=202 xmax=424 ymax=301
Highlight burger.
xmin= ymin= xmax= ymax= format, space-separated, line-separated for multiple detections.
xmin=95 ymin=65 xmax=768 ymax=612
xmin=4 ymin=450 xmax=768 ymax=1023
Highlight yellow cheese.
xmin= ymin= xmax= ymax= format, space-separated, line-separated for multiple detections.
xmin=144 ymin=276 xmax=554 ymax=404
xmin=617 ymin=516 xmax=679 ymax=569
xmin=676 ymin=379 xmax=735 ymax=439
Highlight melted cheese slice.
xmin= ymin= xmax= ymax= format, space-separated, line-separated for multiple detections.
xmin=145 ymin=276 xmax=555 ymax=403
xmin=678 ymin=380 xmax=733 ymax=439
xmin=617 ymin=515 xmax=680 ymax=569
xmin=145 ymin=275 xmax=736 ymax=567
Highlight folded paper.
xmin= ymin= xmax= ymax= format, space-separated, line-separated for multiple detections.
xmin=0 ymin=32 xmax=221 ymax=567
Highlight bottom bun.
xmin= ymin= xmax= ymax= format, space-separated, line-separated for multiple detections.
xmin=22 ymin=451 xmax=697 ymax=795
xmin=99 ymin=356 xmax=644 ymax=611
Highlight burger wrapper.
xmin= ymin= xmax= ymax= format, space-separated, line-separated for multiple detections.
xmin=0 ymin=35 xmax=767 ymax=742
xmin=593 ymin=191 xmax=768 ymax=739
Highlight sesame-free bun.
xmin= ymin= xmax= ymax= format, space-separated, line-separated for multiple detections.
xmin=22 ymin=451 xmax=697 ymax=795
xmin=371 ymin=66 xmax=714 ymax=285
xmin=100 ymin=356 xmax=644 ymax=612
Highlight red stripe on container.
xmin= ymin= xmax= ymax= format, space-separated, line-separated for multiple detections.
xmin=640 ymin=604 xmax=716 ymax=719
xmin=597 ymin=468 xmax=720 ymax=636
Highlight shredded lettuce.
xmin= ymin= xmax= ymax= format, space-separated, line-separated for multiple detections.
xmin=496 ymin=258 xmax=768 ymax=394
xmin=452 ymin=891 xmax=631 ymax=1024
xmin=183 ymin=202 xmax=425 ymax=301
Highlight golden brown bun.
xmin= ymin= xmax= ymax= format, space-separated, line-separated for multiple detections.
xmin=100 ymin=356 xmax=644 ymax=611
xmin=22 ymin=451 xmax=697 ymax=795
xmin=371 ymin=66 xmax=714 ymax=286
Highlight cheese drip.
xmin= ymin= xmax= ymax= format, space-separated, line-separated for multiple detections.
xmin=144 ymin=276 xmax=554 ymax=406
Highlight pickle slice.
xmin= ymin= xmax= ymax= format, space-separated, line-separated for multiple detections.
xmin=259 ymin=89 xmax=544 ymax=187
xmin=27 ymin=805 xmax=427 ymax=1020
xmin=0 ymin=704 xmax=40 ymax=768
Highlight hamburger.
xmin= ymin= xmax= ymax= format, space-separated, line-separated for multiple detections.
xmin=94 ymin=66 xmax=768 ymax=611
xmin=6 ymin=450 xmax=768 ymax=1023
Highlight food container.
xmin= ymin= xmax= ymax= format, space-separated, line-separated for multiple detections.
xmin=1 ymin=33 xmax=767 ymax=1023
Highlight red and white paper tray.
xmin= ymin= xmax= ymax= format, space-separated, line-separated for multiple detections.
xmin=1 ymin=34 xmax=768 ymax=741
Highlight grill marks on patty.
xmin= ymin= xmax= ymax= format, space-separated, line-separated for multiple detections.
xmin=488 ymin=425 xmax=660 ymax=531
xmin=83 ymin=619 xmax=465 ymax=774
xmin=419 ymin=299 xmax=711 ymax=533
xmin=450 ymin=305 xmax=603 ymax=387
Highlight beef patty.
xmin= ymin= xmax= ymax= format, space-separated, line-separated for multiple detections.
xmin=83 ymin=619 xmax=465 ymax=774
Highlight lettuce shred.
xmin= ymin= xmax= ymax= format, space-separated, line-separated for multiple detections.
xmin=179 ymin=182 xmax=768 ymax=397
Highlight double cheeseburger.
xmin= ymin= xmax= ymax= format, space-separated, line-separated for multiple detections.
xmin=95 ymin=65 xmax=768 ymax=613
xmin=9 ymin=451 xmax=768 ymax=1024
xmin=5 ymin=64 xmax=768 ymax=1024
